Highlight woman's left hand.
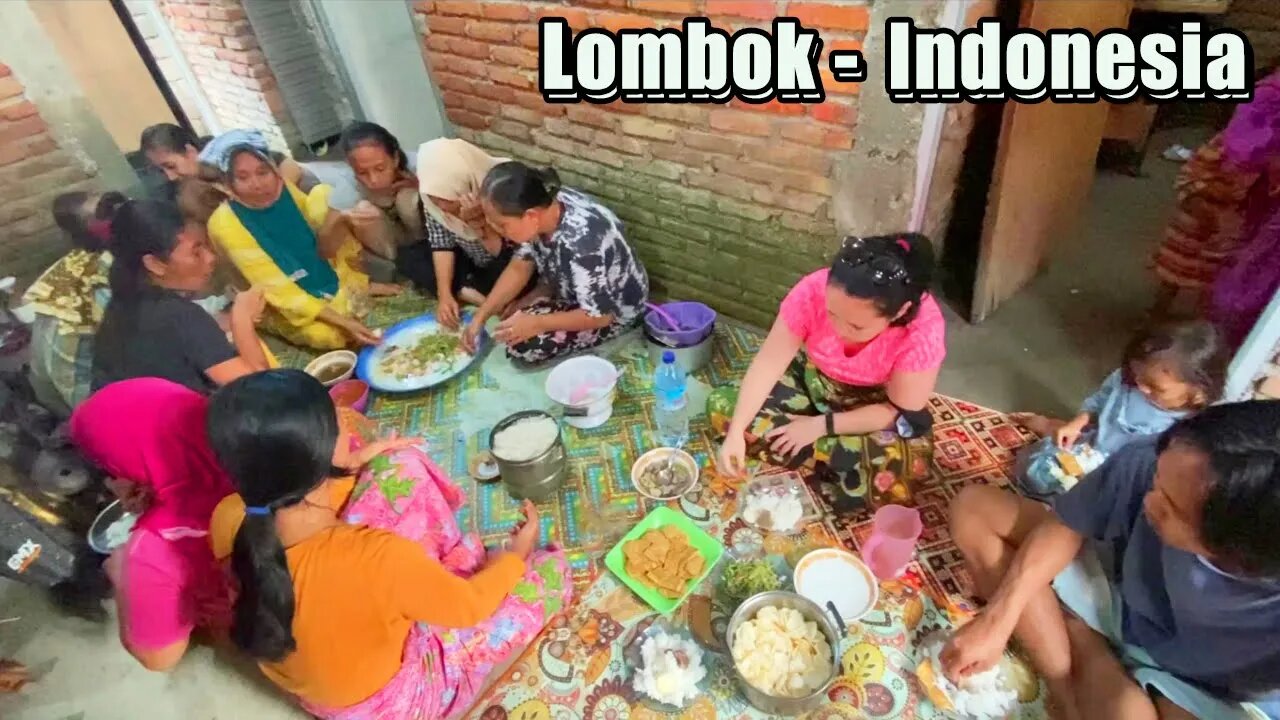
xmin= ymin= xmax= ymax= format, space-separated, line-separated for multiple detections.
xmin=107 ymin=477 xmax=153 ymax=515
xmin=765 ymin=414 xmax=826 ymax=458
xmin=495 ymin=311 xmax=544 ymax=346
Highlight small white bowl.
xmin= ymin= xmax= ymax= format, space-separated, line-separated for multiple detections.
xmin=631 ymin=448 xmax=699 ymax=500
xmin=305 ymin=350 xmax=357 ymax=387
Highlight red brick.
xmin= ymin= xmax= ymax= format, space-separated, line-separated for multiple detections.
xmin=429 ymin=15 xmax=469 ymax=35
xmin=434 ymin=71 xmax=476 ymax=94
xmin=819 ymin=127 xmax=854 ymax=150
xmin=536 ymin=7 xmax=590 ymax=27
xmin=488 ymin=66 xmax=533 ymax=89
xmin=0 ymin=144 xmax=25 ymax=168
xmin=188 ymin=18 xmax=209 ymax=32
xmin=466 ymin=20 xmax=514 ymax=43
xmin=0 ymin=77 xmax=24 ymax=102
xmin=755 ymin=142 xmax=832 ymax=174
xmin=449 ymin=37 xmax=493 ymax=60
xmin=491 ymin=119 xmax=533 ymax=141
xmin=809 ymin=99 xmax=857 ymax=125
xmin=436 ymin=0 xmax=484 ymax=16
xmin=709 ymin=109 xmax=772 ymax=137
xmin=166 ymin=5 xmax=191 ymax=18
xmin=459 ymin=94 xmax=501 ymax=116
xmin=595 ymin=12 xmax=656 ymax=32
xmin=580 ymin=0 xmax=628 ymax=7
xmin=595 ymin=131 xmax=646 ymax=155
xmin=427 ymin=52 xmax=487 ymax=78
xmin=731 ymin=98 xmax=806 ymax=116
xmin=500 ymin=105 xmax=544 ymax=126
xmin=414 ymin=1 xmax=434 ymax=12
xmin=512 ymin=90 xmax=565 ymax=115
xmin=189 ymin=5 xmax=210 ymax=19
xmin=777 ymin=190 xmax=827 ymax=214
xmin=629 ymin=0 xmax=701 ymax=14
xmin=517 ymin=28 xmax=540 ymax=48
xmin=491 ymin=46 xmax=537 ymax=69
xmin=786 ymin=2 xmax=870 ymax=31
xmin=447 ymin=107 xmax=490 ymax=129
xmin=205 ymin=19 xmax=233 ymax=35
xmin=426 ymin=33 xmax=451 ymax=52
xmin=0 ymin=117 xmax=47 ymax=144
xmin=23 ymin=137 xmax=56 ymax=159
xmin=645 ymin=103 xmax=708 ymax=126
xmin=473 ymin=82 xmax=516 ymax=102
xmin=820 ymin=67 xmax=862 ymax=95
xmin=207 ymin=6 xmax=245 ymax=21
xmin=710 ymin=0 xmax=775 ymax=20
xmin=480 ymin=2 xmax=531 ymax=21
xmin=566 ymin=105 xmax=615 ymax=129
xmin=601 ymin=99 xmax=644 ymax=114
xmin=680 ymin=129 xmax=742 ymax=156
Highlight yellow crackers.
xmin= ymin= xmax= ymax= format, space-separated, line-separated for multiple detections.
xmin=622 ymin=525 xmax=707 ymax=599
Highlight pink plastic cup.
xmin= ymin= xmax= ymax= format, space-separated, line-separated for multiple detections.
xmin=860 ymin=505 xmax=923 ymax=580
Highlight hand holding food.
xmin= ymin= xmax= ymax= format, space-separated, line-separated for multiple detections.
xmin=494 ymin=311 xmax=543 ymax=346
xmin=1055 ymin=416 xmax=1088 ymax=449
xmin=437 ymin=293 xmax=461 ymax=330
xmin=718 ymin=432 xmax=748 ymax=478
xmin=765 ymin=414 xmax=825 ymax=458
xmin=340 ymin=316 xmax=381 ymax=346
xmin=346 ymin=200 xmax=381 ymax=226
xmin=509 ymin=500 xmax=540 ymax=559
xmin=461 ymin=315 xmax=485 ymax=354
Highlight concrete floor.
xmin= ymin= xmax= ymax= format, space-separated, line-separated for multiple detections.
xmin=0 ymin=132 xmax=1201 ymax=720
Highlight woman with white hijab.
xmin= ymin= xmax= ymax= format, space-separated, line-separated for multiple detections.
xmin=398 ymin=138 xmax=534 ymax=329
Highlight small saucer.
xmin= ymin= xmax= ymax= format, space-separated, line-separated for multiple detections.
xmin=469 ymin=451 xmax=501 ymax=482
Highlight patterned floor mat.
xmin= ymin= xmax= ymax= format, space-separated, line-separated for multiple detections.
xmin=274 ymin=292 xmax=1048 ymax=718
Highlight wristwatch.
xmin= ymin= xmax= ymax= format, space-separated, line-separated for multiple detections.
xmin=825 ymin=411 xmax=835 ymax=436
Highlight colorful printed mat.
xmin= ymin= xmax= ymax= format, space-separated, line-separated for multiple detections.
xmin=273 ymin=292 xmax=1050 ymax=719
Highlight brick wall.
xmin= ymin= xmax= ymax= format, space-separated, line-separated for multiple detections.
xmin=127 ymin=0 xmax=207 ymax=136
xmin=159 ymin=0 xmax=295 ymax=151
xmin=0 ymin=63 xmax=97 ymax=280
xmin=413 ymin=0 xmax=868 ymax=327
xmin=1226 ymin=0 xmax=1280 ymax=69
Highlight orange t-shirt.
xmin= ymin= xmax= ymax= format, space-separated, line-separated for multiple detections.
xmin=209 ymin=492 xmax=525 ymax=708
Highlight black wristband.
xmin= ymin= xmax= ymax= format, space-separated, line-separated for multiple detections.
xmin=825 ymin=411 xmax=835 ymax=436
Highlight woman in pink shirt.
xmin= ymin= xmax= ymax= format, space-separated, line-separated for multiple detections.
xmin=710 ymin=234 xmax=945 ymax=512
xmin=70 ymin=379 xmax=236 ymax=671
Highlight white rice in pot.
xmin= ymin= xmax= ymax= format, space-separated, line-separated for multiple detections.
xmin=492 ymin=416 xmax=560 ymax=462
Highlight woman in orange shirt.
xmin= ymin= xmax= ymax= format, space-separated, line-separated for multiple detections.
xmin=206 ymin=370 xmax=570 ymax=719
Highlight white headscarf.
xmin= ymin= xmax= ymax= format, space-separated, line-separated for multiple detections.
xmin=416 ymin=138 xmax=507 ymax=240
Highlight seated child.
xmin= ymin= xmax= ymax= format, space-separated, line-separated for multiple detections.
xmin=1012 ymin=320 xmax=1226 ymax=499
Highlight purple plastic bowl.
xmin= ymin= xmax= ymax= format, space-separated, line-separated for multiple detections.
xmin=644 ymin=301 xmax=716 ymax=347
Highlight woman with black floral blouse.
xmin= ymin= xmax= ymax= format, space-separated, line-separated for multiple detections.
xmin=461 ymin=161 xmax=649 ymax=366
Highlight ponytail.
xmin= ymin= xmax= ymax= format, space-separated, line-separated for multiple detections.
xmin=481 ymin=160 xmax=562 ymax=216
xmin=230 ymin=512 xmax=297 ymax=660
xmin=207 ymin=370 xmax=340 ymax=662
xmin=52 ymin=191 xmax=127 ymax=252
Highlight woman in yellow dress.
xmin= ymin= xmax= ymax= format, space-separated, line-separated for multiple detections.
xmin=202 ymin=131 xmax=398 ymax=349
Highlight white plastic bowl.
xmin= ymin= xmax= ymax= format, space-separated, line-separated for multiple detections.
xmin=305 ymin=350 xmax=357 ymax=387
xmin=545 ymin=355 xmax=618 ymax=429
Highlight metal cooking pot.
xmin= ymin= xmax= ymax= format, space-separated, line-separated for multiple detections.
xmin=645 ymin=326 xmax=714 ymax=374
xmin=725 ymin=590 xmax=841 ymax=716
xmin=488 ymin=410 xmax=567 ymax=502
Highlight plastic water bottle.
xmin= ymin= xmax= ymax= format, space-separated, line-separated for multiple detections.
xmin=654 ymin=351 xmax=689 ymax=447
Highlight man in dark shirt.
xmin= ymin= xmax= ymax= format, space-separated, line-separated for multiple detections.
xmin=943 ymin=401 xmax=1280 ymax=720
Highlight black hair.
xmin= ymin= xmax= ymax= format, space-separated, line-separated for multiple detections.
xmin=481 ymin=160 xmax=562 ymax=216
xmin=1158 ymin=400 xmax=1280 ymax=577
xmin=51 ymin=190 xmax=128 ymax=252
xmin=139 ymin=123 xmax=201 ymax=156
xmin=1121 ymin=320 xmax=1227 ymax=408
xmin=828 ymin=233 xmax=935 ymax=326
xmin=339 ymin=121 xmax=409 ymax=173
xmin=106 ymin=199 xmax=188 ymax=298
xmin=206 ymin=369 xmax=340 ymax=662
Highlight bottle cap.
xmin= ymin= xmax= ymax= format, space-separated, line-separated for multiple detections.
xmin=662 ymin=351 xmax=676 ymax=364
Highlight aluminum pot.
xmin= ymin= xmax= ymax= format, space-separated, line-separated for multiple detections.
xmin=725 ymin=590 xmax=841 ymax=716
xmin=489 ymin=410 xmax=567 ymax=502
xmin=645 ymin=327 xmax=714 ymax=374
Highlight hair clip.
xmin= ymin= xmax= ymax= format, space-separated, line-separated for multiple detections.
xmin=244 ymin=505 xmax=272 ymax=516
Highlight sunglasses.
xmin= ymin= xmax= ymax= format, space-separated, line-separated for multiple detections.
xmin=838 ymin=236 xmax=908 ymax=284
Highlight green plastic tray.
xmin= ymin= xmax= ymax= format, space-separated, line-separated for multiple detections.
xmin=604 ymin=505 xmax=725 ymax=614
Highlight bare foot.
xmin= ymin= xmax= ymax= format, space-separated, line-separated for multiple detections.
xmin=368 ymin=282 xmax=402 ymax=297
xmin=1010 ymin=413 xmax=1064 ymax=438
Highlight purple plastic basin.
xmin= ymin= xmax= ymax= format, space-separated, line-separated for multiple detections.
xmin=644 ymin=301 xmax=716 ymax=347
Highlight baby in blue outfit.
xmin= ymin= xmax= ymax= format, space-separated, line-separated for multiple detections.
xmin=1013 ymin=321 xmax=1227 ymax=499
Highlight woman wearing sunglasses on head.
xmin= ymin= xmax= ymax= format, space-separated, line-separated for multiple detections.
xmin=709 ymin=234 xmax=945 ymax=512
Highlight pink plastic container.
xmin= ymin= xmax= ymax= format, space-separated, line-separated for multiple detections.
xmin=329 ymin=379 xmax=369 ymax=414
xmin=860 ymin=505 xmax=922 ymax=580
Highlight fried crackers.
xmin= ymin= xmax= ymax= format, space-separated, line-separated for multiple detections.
xmin=622 ymin=525 xmax=707 ymax=599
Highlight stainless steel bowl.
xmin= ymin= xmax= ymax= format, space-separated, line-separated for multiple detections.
xmin=725 ymin=590 xmax=841 ymax=716
xmin=489 ymin=410 xmax=567 ymax=502
xmin=645 ymin=327 xmax=713 ymax=374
